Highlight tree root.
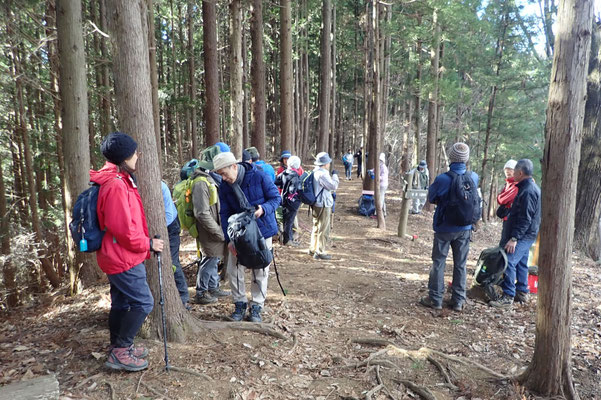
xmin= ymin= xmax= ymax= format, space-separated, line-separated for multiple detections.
xmin=426 ymin=348 xmax=507 ymax=380
xmin=375 ymin=365 xmax=399 ymax=400
xmin=426 ymin=355 xmax=458 ymax=390
xmin=197 ymin=319 xmax=287 ymax=340
xmin=393 ymin=379 xmax=438 ymax=400
xmin=169 ymin=366 xmax=213 ymax=380
xmin=364 ymin=383 xmax=384 ymax=399
xmin=73 ymin=373 xmax=103 ymax=389
xmin=135 ymin=371 xmax=146 ymax=394
xmin=287 ymin=331 xmax=298 ymax=354
xmin=140 ymin=381 xmax=172 ymax=400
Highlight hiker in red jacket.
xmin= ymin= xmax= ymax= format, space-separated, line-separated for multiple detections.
xmin=497 ymin=159 xmax=518 ymax=245
xmin=90 ymin=132 xmax=164 ymax=372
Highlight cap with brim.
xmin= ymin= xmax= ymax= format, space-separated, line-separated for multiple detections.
xmin=314 ymin=152 xmax=332 ymax=166
xmin=245 ymin=146 xmax=260 ymax=160
xmin=504 ymin=159 xmax=517 ymax=170
xmin=280 ymin=151 xmax=292 ymax=161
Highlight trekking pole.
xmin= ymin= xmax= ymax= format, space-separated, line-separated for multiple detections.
xmin=153 ymin=234 xmax=171 ymax=371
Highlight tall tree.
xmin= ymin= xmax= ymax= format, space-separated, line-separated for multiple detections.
xmin=574 ymin=20 xmax=601 ymax=261
xmin=229 ymin=0 xmax=243 ymax=158
xmin=250 ymin=0 xmax=266 ymax=158
xmin=56 ymin=0 xmax=102 ymax=292
xmin=0 ymin=154 xmax=16 ymax=307
xmin=425 ymin=9 xmax=440 ymax=186
xmin=518 ymin=0 xmax=593 ymax=398
xmin=147 ymin=0 xmax=162 ymax=166
xmin=279 ymin=0 xmax=293 ymax=152
xmin=106 ymin=0 xmax=193 ymax=342
xmin=317 ymin=0 xmax=332 ymax=153
xmin=203 ymin=0 xmax=220 ymax=147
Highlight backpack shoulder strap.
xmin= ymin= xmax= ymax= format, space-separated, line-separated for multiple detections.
xmin=231 ymin=182 xmax=253 ymax=212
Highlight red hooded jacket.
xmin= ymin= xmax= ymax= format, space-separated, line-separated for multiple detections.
xmin=497 ymin=177 xmax=518 ymax=221
xmin=90 ymin=162 xmax=150 ymax=275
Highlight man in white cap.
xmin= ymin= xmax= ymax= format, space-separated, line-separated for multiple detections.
xmin=310 ymin=152 xmax=339 ymax=260
xmin=419 ymin=142 xmax=479 ymax=312
xmin=212 ymin=152 xmax=281 ymax=323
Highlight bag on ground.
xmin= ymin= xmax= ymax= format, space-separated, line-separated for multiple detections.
xmin=444 ymin=170 xmax=481 ymax=226
xmin=69 ymin=183 xmax=105 ymax=252
xmin=298 ymin=171 xmax=324 ymax=206
xmin=473 ymin=246 xmax=507 ymax=301
xmin=358 ymin=194 xmax=375 ymax=216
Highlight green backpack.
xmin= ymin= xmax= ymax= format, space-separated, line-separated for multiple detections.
xmin=173 ymin=175 xmax=218 ymax=238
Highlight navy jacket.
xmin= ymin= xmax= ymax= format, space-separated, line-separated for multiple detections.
xmin=428 ymin=162 xmax=479 ymax=233
xmin=502 ymin=177 xmax=541 ymax=244
xmin=219 ymin=162 xmax=281 ymax=242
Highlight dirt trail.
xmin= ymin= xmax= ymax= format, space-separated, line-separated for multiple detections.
xmin=1 ymin=165 xmax=600 ymax=399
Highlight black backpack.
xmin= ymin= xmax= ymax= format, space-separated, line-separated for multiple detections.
xmin=444 ymin=170 xmax=481 ymax=226
xmin=473 ymin=246 xmax=508 ymax=301
xmin=227 ymin=182 xmax=273 ymax=270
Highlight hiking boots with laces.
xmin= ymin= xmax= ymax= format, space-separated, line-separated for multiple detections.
xmin=514 ymin=291 xmax=529 ymax=304
xmin=109 ymin=343 xmax=148 ymax=359
xmin=489 ymin=294 xmax=514 ymax=308
xmin=248 ymin=304 xmax=262 ymax=323
xmin=209 ymin=288 xmax=231 ymax=298
xmin=419 ymin=296 xmax=442 ymax=310
xmin=230 ymin=302 xmax=247 ymax=321
xmin=105 ymin=346 xmax=148 ymax=372
xmin=194 ymin=291 xmax=218 ymax=305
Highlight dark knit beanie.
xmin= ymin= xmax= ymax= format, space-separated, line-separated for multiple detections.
xmin=242 ymin=149 xmax=252 ymax=162
xmin=101 ymin=132 xmax=138 ymax=165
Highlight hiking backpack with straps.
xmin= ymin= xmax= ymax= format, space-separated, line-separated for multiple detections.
xmin=297 ymin=171 xmax=324 ymax=206
xmin=69 ymin=182 xmax=111 ymax=252
xmin=173 ymin=175 xmax=218 ymax=239
xmin=473 ymin=246 xmax=508 ymax=301
xmin=444 ymin=170 xmax=481 ymax=226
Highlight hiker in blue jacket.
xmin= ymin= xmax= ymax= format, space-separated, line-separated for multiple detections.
xmin=212 ymin=152 xmax=281 ymax=323
xmin=245 ymin=146 xmax=276 ymax=182
xmin=419 ymin=142 xmax=479 ymax=312
xmin=490 ymin=159 xmax=541 ymax=308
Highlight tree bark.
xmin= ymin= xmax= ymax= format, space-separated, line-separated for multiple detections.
xmin=426 ymin=9 xmax=440 ymax=189
xmin=147 ymin=0 xmax=162 ymax=166
xmin=99 ymin=0 xmax=112 ymax=137
xmin=413 ymin=20 xmax=422 ymax=165
xmin=57 ymin=0 xmax=103 ymax=292
xmin=203 ymin=0 xmax=220 ymax=147
xmin=230 ymin=0 xmax=244 ymax=159
xmin=574 ymin=21 xmax=601 ymax=261
xmin=250 ymin=0 xmax=266 ymax=158
xmin=106 ymin=0 xmax=194 ymax=343
xmin=279 ymin=0 xmax=293 ymax=153
xmin=0 ymin=153 xmax=17 ymax=307
xmin=317 ymin=0 xmax=331 ymax=153
xmin=330 ymin=3 xmax=337 ymax=157
xmin=242 ymin=21 xmax=250 ymax=150
xmin=518 ymin=1 xmax=593 ymax=398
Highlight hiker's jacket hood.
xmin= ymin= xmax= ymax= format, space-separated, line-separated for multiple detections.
xmin=219 ymin=162 xmax=281 ymax=242
xmin=90 ymin=162 xmax=150 ymax=274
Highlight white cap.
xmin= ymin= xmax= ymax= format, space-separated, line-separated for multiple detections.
xmin=379 ymin=153 xmax=386 ymax=162
xmin=504 ymin=159 xmax=517 ymax=170
xmin=212 ymin=152 xmax=237 ymax=171
xmin=288 ymin=155 xmax=301 ymax=169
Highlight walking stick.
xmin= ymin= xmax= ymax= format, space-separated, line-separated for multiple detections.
xmin=153 ymin=235 xmax=171 ymax=371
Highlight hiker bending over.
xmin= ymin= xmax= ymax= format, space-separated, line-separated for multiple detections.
xmin=419 ymin=142 xmax=479 ymax=312
xmin=91 ymin=132 xmax=163 ymax=372
xmin=409 ymin=160 xmax=429 ymax=214
xmin=310 ymin=152 xmax=339 ymax=260
xmin=496 ymin=159 xmax=518 ymax=244
xmin=192 ymin=145 xmax=231 ymax=305
xmin=161 ymin=181 xmax=189 ymax=307
xmin=213 ymin=152 xmax=281 ymax=322
xmin=275 ymin=155 xmax=303 ymax=246
xmin=490 ymin=159 xmax=540 ymax=309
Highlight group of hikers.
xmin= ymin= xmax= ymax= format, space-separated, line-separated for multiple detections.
xmin=87 ymin=132 xmax=541 ymax=373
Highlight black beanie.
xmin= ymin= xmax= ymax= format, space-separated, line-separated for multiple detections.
xmin=101 ymin=132 xmax=138 ymax=165
xmin=242 ymin=149 xmax=252 ymax=162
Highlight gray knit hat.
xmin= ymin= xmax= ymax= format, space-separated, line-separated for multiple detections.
xmin=448 ymin=142 xmax=470 ymax=164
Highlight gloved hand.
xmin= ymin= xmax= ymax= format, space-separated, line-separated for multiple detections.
xmin=331 ymin=169 xmax=338 ymax=176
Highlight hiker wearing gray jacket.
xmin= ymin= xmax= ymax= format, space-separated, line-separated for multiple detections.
xmin=310 ymin=152 xmax=339 ymax=260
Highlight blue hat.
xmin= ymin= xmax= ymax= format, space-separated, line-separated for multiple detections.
xmin=280 ymin=151 xmax=292 ymax=161
xmin=215 ymin=142 xmax=230 ymax=153
xmin=419 ymin=160 xmax=427 ymax=167
xmin=101 ymin=132 xmax=137 ymax=165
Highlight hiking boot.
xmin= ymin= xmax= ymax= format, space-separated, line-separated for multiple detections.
xmin=194 ymin=292 xmax=218 ymax=305
xmin=284 ymin=241 xmax=300 ymax=247
xmin=489 ymin=294 xmax=514 ymax=308
xmin=105 ymin=346 xmax=148 ymax=372
xmin=313 ymin=253 xmax=332 ymax=260
xmin=248 ymin=304 xmax=262 ymax=323
xmin=109 ymin=344 xmax=148 ymax=359
xmin=209 ymin=288 xmax=231 ymax=298
xmin=419 ymin=296 xmax=442 ymax=310
xmin=230 ymin=302 xmax=247 ymax=321
xmin=515 ymin=291 xmax=530 ymax=304
xmin=448 ymin=301 xmax=465 ymax=312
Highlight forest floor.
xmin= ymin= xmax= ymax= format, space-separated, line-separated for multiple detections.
xmin=1 ymin=164 xmax=601 ymax=400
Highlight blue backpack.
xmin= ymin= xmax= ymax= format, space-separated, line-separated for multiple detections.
xmin=69 ymin=183 xmax=107 ymax=252
xmin=298 ymin=171 xmax=324 ymax=206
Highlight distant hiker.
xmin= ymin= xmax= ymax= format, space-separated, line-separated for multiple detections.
xmin=409 ymin=160 xmax=429 ymax=214
xmin=342 ymin=149 xmax=354 ymax=180
xmin=490 ymin=159 xmax=541 ymax=309
xmin=354 ymin=147 xmax=363 ymax=178
xmin=91 ymin=132 xmax=164 ymax=372
xmin=310 ymin=152 xmax=339 ymax=260
xmin=419 ymin=142 xmax=479 ymax=312
xmin=276 ymin=150 xmax=292 ymax=176
xmin=245 ymin=146 xmax=276 ymax=182
xmin=188 ymin=146 xmax=231 ymax=305
xmin=379 ymin=153 xmax=389 ymax=217
xmin=275 ymin=155 xmax=303 ymax=246
xmin=496 ymin=159 xmax=518 ymax=243
xmin=213 ymin=152 xmax=281 ymax=322
xmin=161 ymin=181 xmax=189 ymax=307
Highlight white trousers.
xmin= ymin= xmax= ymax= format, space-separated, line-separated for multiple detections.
xmin=226 ymin=237 xmax=272 ymax=307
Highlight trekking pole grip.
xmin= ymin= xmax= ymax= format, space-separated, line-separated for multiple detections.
xmin=152 ymin=234 xmax=161 ymax=255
